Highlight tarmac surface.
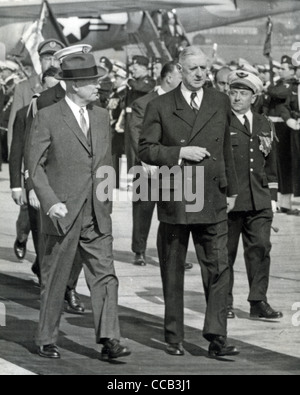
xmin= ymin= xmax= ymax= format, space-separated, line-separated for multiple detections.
xmin=0 ymin=163 xmax=300 ymax=375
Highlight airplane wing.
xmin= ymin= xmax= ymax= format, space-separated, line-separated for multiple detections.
xmin=0 ymin=0 xmax=233 ymax=19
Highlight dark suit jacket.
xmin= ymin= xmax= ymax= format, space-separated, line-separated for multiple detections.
xmin=37 ymin=82 xmax=65 ymax=111
xmin=130 ymin=90 xmax=159 ymax=159
xmin=230 ymin=112 xmax=278 ymax=212
xmin=9 ymin=106 xmax=29 ymax=189
xmin=28 ymin=99 xmax=113 ymax=236
xmin=139 ymin=85 xmax=238 ymax=225
xmin=24 ymin=83 xmax=66 ymax=191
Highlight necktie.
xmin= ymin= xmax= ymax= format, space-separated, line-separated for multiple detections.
xmin=190 ymin=92 xmax=199 ymax=115
xmin=79 ymin=108 xmax=90 ymax=144
xmin=244 ymin=115 xmax=251 ymax=135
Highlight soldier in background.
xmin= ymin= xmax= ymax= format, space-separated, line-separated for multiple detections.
xmin=9 ymin=39 xmax=64 ymax=262
xmin=215 ymin=67 xmax=231 ymax=95
xmin=98 ymin=56 xmax=114 ymax=109
xmin=125 ymin=55 xmax=156 ymax=171
xmin=152 ymin=58 xmax=163 ymax=85
xmin=107 ymin=61 xmax=127 ymax=188
xmin=281 ymin=64 xmax=300 ymax=200
xmin=268 ymin=55 xmax=300 ymax=215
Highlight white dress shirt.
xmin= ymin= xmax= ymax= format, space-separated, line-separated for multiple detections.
xmin=65 ymin=95 xmax=90 ymax=132
xmin=181 ymin=83 xmax=204 ymax=111
xmin=232 ymin=109 xmax=253 ymax=133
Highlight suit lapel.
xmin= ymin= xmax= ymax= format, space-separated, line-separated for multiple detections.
xmin=173 ymin=86 xmax=197 ymax=128
xmin=188 ymin=88 xmax=218 ymax=143
xmin=88 ymin=107 xmax=98 ymax=152
xmin=60 ymin=99 xmax=91 ymax=154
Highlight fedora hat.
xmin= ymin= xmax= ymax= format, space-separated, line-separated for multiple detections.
xmin=56 ymin=53 xmax=107 ymax=81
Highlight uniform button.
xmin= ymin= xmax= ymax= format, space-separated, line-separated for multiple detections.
xmin=250 ymin=168 xmax=254 ymax=172
xmin=180 ymin=139 xmax=186 ymax=144
xmin=250 ymin=159 xmax=254 ymax=162
xmin=250 ymin=139 xmax=253 ymax=142
xmin=250 ymin=149 xmax=254 ymax=152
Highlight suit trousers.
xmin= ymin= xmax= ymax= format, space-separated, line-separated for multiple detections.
xmin=157 ymin=221 xmax=229 ymax=344
xmin=132 ymin=176 xmax=156 ymax=254
xmin=276 ymin=123 xmax=293 ymax=195
xmin=36 ymin=193 xmax=120 ymax=346
xmin=16 ymin=205 xmax=31 ymax=244
xmin=26 ymin=192 xmax=82 ymax=291
xmin=227 ymin=209 xmax=273 ymax=306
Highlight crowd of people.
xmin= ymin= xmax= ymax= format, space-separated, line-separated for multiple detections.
xmin=0 ymin=36 xmax=299 ymax=360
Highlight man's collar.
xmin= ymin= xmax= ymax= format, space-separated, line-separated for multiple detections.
xmin=181 ymin=82 xmax=203 ymax=96
xmin=65 ymin=95 xmax=86 ymax=111
xmin=232 ymin=109 xmax=253 ymax=121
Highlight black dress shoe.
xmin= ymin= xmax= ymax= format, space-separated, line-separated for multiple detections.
xmin=31 ymin=261 xmax=41 ymax=285
xmin=134 ymin=253 xmax=146 ymax=266
xmin=65 ymin=289 xmax=85 ymax=315
xmin=209 ymin=336 xmax=239 ymax=358
xmin=38 ymin=344 xmax=61 ymax=359
xmin=166 ymin=343 xmax=185 ymax=356
xmin=250 ymin=301 xmax=283 ymax=319
xmin=184 ymin=262 xmax=193 ymax=270
xmin=101 ymin=339 xmax=131 ymax=360
xmin=227 ymin=306 xmax=236 ymax=319
xmin=14 ymin=239 xmax=27 ymax=260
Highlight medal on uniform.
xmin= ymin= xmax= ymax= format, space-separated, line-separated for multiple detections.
xmin=258 ymin=133 xmax=272 ymax=157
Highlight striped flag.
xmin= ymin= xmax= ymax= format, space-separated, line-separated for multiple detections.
xmin=11 ymin=1 xmax=68 ymax=74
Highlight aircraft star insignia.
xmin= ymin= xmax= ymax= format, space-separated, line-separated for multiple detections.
xmin=58 ymin=17 xmax=90 ymax=42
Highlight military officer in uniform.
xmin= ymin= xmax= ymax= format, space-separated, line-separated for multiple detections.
xmin=280 ymin=64 xmax=300 ymax=198
xmin=125 ymin=55 xmax=156 ymax=171
xmin=267 ymin=55 xmax=300 ymax=214
xmin=227 ymin=70 xmax=283 ymax=320
xmin=9 ymin=39 xmax=65 ymax=262
xmin=107 ymin=61 xmax=128 ymax=188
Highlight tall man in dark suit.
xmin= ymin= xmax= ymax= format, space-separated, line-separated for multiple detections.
xmin=28 ymin=53 xmax=130 ymax=360
xmin=130 ymin=61 xmax=182 ymax=266
xmin=227 ymin=70 xmax=283 ymax=320
xmin=139 ymin=46 xmax=239 ymax=358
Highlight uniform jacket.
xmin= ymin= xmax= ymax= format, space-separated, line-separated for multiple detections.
xmin=8 ymin=75 xmax=43 ymax=150
xmin=9 ymin=106 xmax=29 ymax=189
xmin=282 ymin=81 xmax=300 ymax=120
xmin=139 ymin=85 xmax=238 ymax=225
xmin=126 ymin=76 xmax=156 ymax=108
xmin=130 ymin=90 xmax=159 ymax=159
xmin=267 ymin=79 xmax=298 ymax=121
xmin=28 ymin=99 xmax=113 ymax=236
xmin=230 ymin=112 xmax=278 ymax=212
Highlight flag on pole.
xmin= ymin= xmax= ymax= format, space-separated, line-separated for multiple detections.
xmin=11 ymin=0 xmax=68 ymax=75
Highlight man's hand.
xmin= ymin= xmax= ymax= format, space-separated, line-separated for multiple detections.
xmin=227 ymin=196 xmax=237 ymax=214
xmin=141 ymin=162 xmax=158 ymax=177
xmin=12 ymin=190 xmax=24 ymax=206
xmin=271 ymin=200 xmax=278 ymax=214
xmin=286 ymin=118 xmax=300 ymax=131
xmin=48 ymin=203 xmax=68 ymax=220
xmin=29 ymin=189 xmax=41 ymax=210
xmin=180 ymin=147 xmax=211 ymax=163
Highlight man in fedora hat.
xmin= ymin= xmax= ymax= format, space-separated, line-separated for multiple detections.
xmin=28 ymin=53 xmax=131 ymax=360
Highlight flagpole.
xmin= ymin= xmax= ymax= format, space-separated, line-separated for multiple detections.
xmin=264 ymin=16 xmax=274 ymax=85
